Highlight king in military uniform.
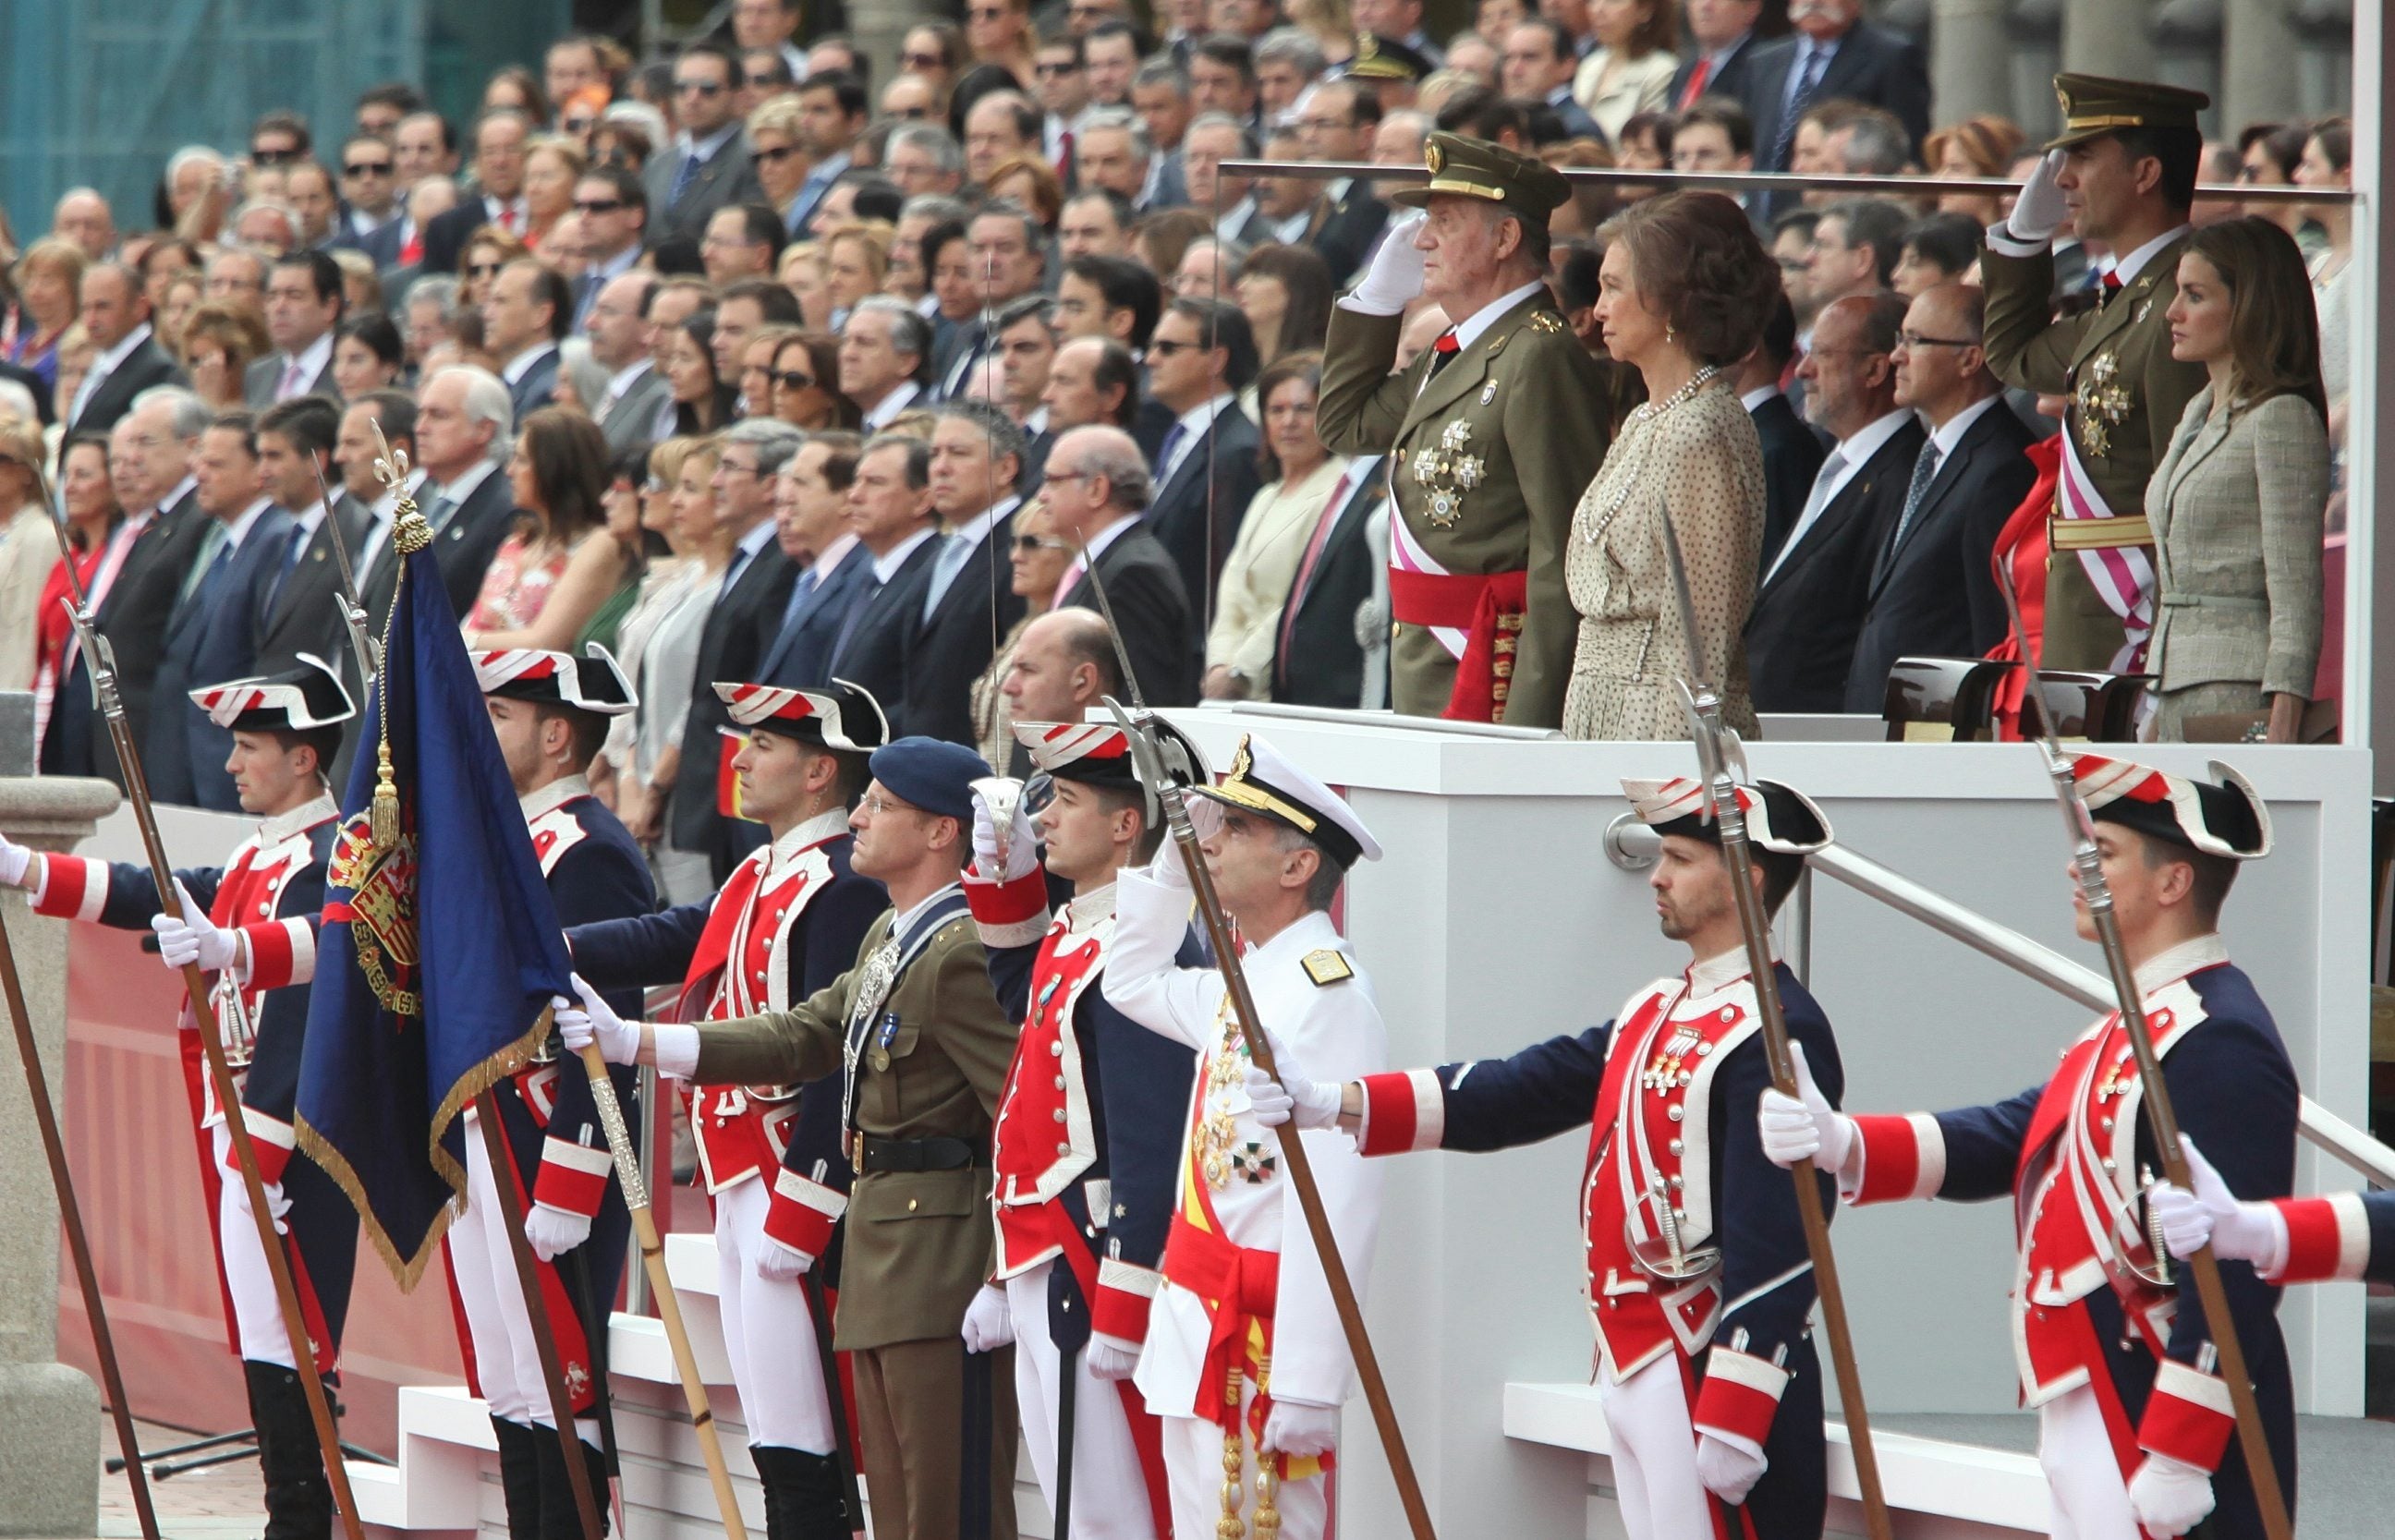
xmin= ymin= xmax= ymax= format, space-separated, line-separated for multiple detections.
xmin=1317 ymin=130 xmax=1614 ymax=727
xmin=1981 ymin=75 xmax=2212 ymax=673
xmin=1252 ymin=775 xmax=1846 ymax=1538
xmin=0 ymin=658 xmax=359 ymax=1540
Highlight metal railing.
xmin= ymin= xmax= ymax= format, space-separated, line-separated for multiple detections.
xmin=1219 ymin=160 xmax=2358 ymax=205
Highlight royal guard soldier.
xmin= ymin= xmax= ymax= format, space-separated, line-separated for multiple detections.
xmin=1252 ymin=775 xmax=1845 ymax=1537
xmin=564 ymin=734 xmax=1022 ymax=1540
xmin=1316 ymin=130 xmax=1613 ymax=727
xmin=955 ymin=721 xmax=1210 ymax=1538
xmin=0 ymin=656 xmax=359 ymax=1540
xmin=1981 ymin=75 xmax=2211 ymax=672
xmin=451 ymin=645 xmax=656 ymax=1538
xmin=1100 ymin=733 xmax=1387 ymax=1540
xmin=561 ymin=680 xmax=891 ymax=1540
xmin=1761 ymin=755 xmax=2297 ymax=1540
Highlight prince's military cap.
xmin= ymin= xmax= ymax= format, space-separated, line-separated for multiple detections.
xmin=1345 ymin=32 xmax=1432 ymax=84
xmin=2072 ymin=754 xmax=2270 ymax=859
xmin=192 ymin=653 xmax=354 ymax=732
xmin=1391 ymin=131 xmax=1573 ymax=235
xmin=2045 ymin=73 xmax=2209 ymax=152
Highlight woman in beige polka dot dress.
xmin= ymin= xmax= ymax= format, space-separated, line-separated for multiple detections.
xmin=1561 ymin=192 xmax=1784 ymax=741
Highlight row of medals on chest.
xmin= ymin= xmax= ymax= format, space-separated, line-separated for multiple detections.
xmin=1198 ymin=1003 xmax=1281 ymax=1191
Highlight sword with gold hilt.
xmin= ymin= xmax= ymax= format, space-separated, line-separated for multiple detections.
xmin=1658 ymin=511 xmax=1891 ymax=1540
xmin=1993 ymin=576 xmax=2292 ymax=1540
xmin=49 ymin=510 xmax=366 ymax=1540
xmin=1074 ymin=537 xmax=1439 ymax=1540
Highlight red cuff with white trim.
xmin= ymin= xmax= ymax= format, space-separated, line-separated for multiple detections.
xmin=225 ymin=1111 xmax=297 ymax=1186
xmin=763 ymin=1168 xmax=847 ymax=1257
xmin=242 ymin=917 xmax=317 ymax=990
xmin=967 ymin=867 xmax=1052 ymax=950
xmin=1693 ymin=1347 xmax=1791 ymax=1449
xmin=2138 ymin=1359 xmax=2236 ymax=1473
xmin=2273 ymin=1193 xmax=2371 ymax=1284
xmin=1094 ymin=1256 xmax=1163 ymax=1342
xmin=1848 ymin=1113 xmax=1946 ymax=1206
xmin=531 ymin=1137 xmax=614 ymax=1218
xmin=1356 ymin=1069 xmax=1444 ymax=1157
xmin=31 ymin=854 xmax=110 ymax=923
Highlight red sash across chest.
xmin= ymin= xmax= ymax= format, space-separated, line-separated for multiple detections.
xmin=683 ymin=850 xmax=828 ymax=1194
xmin=991 ymin=916 xmax=1110 ymax=1278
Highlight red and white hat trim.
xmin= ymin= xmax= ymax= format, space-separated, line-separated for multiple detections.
xmin=1012 ymin=721 xmax=1133 ymax=772
xmin=715 ymin=677 xmax=887 ymax=751
xmin=2070 ymin=754 xmax=2272 ymax=859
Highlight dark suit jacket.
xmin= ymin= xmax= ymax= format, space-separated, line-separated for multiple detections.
xmin=930 ymin=321 xmax=989 ymax=402
xmin=822 ymin=534 xmax=941 ymax=733
xmin=42 ymin=489 xmax=206 ymax=783
xmin=901 ymin=509 xmax=1027 ymax=746
xmin=503 ymin=345 xmax=561 ymax=420
xmin=68 ymin=334 xmax=184 ymax=436
xmin=1269 ymin=460 xmax=1385 ymax=709
xmin=148 ymin=506 xmax=298 ymax=809
xmin=0 ymin=358 xmax=53 ymax=424
xmin=1841 ymin=402 xmax=2040 ymax=711
xmin=1129 ymin=397 xmax=1175 ymax=464
xmin=254 ymin=496 xmax=374 ymax=679
xmin=1668 ymin=30 xmax=1764 ymax=109
xmin=1745 ymin=24 xmax=1930 ymax=171
xmin=347 ymin=214 xmax=407 ymax=272
xmin=420 ymin=200 xmax=516 ymax=285
xmin=598 ymin=365 xmax=674 ymax=455
xmin=1743 ymin=417 xmax=1924 ymax=714
xmin=1145 ymin=405 xmax=1262 ymax=661
xmin=428 ymin=467 xmax=519 ymax=619
xmin=644 ymin=130 xmax=768 ymax=245
xmin=243 ymin=346 xmax=338 ymax=408
xmin=761 ymin=540 xmax=876 ymax=688
xmin=1312 ymin=183 xmax=1392 ymax=287
xmin=1059 ymin=521 xmax=1194 ymax=707
xmin=1751 ymin=390 xmax=1829 ymax=576
xmin=669 ymin=539 xmax=798 ymax=872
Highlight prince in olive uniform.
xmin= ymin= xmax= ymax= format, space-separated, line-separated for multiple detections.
xmin=1318 ymin=131 xmax=1613 ymax=727
xmin=1981 ymin=75 xmax=2211 ymax=672
xmin=566 ymin=736 xmax=1022 ymax=1540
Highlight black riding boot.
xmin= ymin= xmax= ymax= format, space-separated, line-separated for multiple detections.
xmin=748 ymin=1445 xmax=848 ymax=1540
xmin=491 ymin=1417 xmax=542 ymax=1540
xmin=244 ymin=1360 xmax=334 ymax=1540
xmin=531 ymin=1429 xmax=611 ymax=1540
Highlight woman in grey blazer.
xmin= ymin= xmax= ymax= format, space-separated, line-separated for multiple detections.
xmin=2146 ymin=217 xmax=2329 ymax=742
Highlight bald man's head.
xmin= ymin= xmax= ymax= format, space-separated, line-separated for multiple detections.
xmin=1004 ymin=605 xmax=1125 ymax=725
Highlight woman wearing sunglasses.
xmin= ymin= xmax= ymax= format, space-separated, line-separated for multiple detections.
xmin=768 ymin=333 xmax=858 ymax=430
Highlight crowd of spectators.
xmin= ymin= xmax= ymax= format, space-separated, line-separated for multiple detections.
xmin=0 ymin=0 xmax=2354 ymax=857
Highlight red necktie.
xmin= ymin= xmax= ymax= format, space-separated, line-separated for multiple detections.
xmin=1277 ymin=467 xmax=1356 ymax=683
xmin=1427 ymin=330 xmax=1461 ymax=376
xmin=2101 ymin=270 xmax=2123 ymax=293
xmin=1678 ymin=58 xmax=1712 ymax=110
xmin=398 ymin=224 xmax=422 ymax=267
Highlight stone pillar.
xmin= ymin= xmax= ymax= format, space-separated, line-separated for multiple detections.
xmin=1932 ymin=0 xmax=2017 ymax=127
xmin=2062 ymin=0 xmax=2158 ymax=83
xmin=0 ymin=694 xmax=122 ymax=1538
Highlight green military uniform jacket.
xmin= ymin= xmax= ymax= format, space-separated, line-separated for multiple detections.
xmin=1981 ymin=234 xmax=2207 ymax=671
xmin=1316 ymin=288 xmax=1612 ymax=727
xmin=692 ymin=892 xmax=1018 ymax=1352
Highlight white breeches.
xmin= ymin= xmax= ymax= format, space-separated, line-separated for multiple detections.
xmin=2037 ymin=1385 xmax=2139 ymax=1540
xmin=712 ymin=1176 xmax=839 ymax=1454
xmin=446 ymin=1110 xmax=598 ymax=1440
xmin=1003 ymin=1259 xmax=1161 ymax=1539
xmin=1597 ymin=1351 xmax=1712 ymax=1540
xmin=213 ymin=1122 xmax=295 ymax=1369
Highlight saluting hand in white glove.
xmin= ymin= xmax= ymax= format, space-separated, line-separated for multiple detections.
xmin=2006 ymin=148 xmax=2071 ymax=245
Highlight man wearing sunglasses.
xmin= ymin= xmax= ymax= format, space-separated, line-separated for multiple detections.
xmin=332 ymin=134 xmax=407 ymax=269
xmin=646 ymin=42 xmax=767 ymax=245
xmin=567 ymin=167 xmax=647 ymax=331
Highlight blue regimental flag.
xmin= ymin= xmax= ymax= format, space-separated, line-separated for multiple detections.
xmin=294 ymin=513 xmax=571 ymax=1287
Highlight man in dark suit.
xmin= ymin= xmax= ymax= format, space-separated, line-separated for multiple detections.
xmin=249 ymin=396 xmax=371 ymax=680
xmin=821 ymin=434 xmax=942 ymax=732
xmin=483 ymin=258 xmax=568 ymax=420
xmin=761 ymin=435 xmax=875 ymax=688
xmin=904 ymin=404 xmax=1030 ymax=746
xmin=1745 ymin=294 xmax=1922 ymax=715
xmin=147 ymin=412 xmax=297 ymax=810
xmin=1741 ymin=293 xmax=1829 ymax=574
xmin=43 ymin=388 xmax=210 ymax=783
xmin=338 ymin=390 xmax=421 ymax=642
xmin=66 ymin=264 xmax=184 ymax=437
xmin=644 ymin=44 xmax=768 ymax=246
xmin=1268 ymin=454 xmax=1387 ymax=709
xmin=667 ymin=420 xmax=803 ymax=882
xmin=1669 ymin=0 xmax=1770 ymax=111
xmin=420 ymin=109 xmax=534 ymax=281
xmin=1744 ymin=0 xmax=1929 ymax=175
xmin=930 ymin=205 xmax=1047 ymax=402
xmin=1501 ymin=19 xmax=1604 ymax=143
xmin=331 ymin=134 xmax=408 ymax=270
xmin=244 ymin=251 xmax=345 ymax=408
xmin=413 ymin=365 xmax=519 ymax=618
xmin=1290 ymin=79 xmax=1393 ymax=285
xmin=1141 ymin=298 xmax=1261 ymax=662
xmin=1842 ymin=284 xmax=2041 ymax=712
xmin=1044 ymin=424 xmax=1197 ymax=707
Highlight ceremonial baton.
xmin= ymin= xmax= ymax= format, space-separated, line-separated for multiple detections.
xmin=1994 ymin=581 xmax=2292 ymax=1540
xmin=1659 ymin=514 xmax=1892 ymax=1540
xmin=305 ymin=455 xmax=383 ymax=685
xmin=1076 ymin=542 xmax=1439 ymax=1540
xmin=49 ymin=540 xmax=364 ymax=1540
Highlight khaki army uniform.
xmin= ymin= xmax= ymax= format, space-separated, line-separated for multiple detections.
xmin=1318 ymin=289 xmax=1611 ymax=726
xmin=695 ymin=890 xmax=1022 ymax=1540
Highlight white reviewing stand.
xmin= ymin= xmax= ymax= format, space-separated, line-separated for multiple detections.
xmin=1160 ymin=702 xmax=2377 ymax=1540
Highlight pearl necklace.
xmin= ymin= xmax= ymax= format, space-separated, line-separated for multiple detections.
xmin=1578 ymin=364 xmax=1726 ymax=544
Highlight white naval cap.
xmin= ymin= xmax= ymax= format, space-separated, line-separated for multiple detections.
xmin=1192 ymin=732 xmax=1382 ymax=867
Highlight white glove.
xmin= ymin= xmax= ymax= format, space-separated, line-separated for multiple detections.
xmin=755 ymin=1234 xmax=817 ymax=1280
xmin=1240 ymin=1025 xmax=1343 ymax=1133
xmin=2127 ymin=1452 xmax=2215 ymax=1538
xmin=961 ymin=1283 xmax=1014 ymax=1352
xmin=1146 ymin=794 xmax=1224 ymax=891
xmin=2151 ymin=1136 xmax=2286 ymax=1271
xmin=1346 ymin=212 xmax=1428 ymax=314
xmin=524 ymin=1202 xmax=592 ymax=1262
xmin=153 ymin=879 xmax=240 ymax=974
xmin=970 ymin=781 xmax=1040 ymax=883
xmin=229 ymin=1176 xmax=292 ymax=1229
xmin=1085 ymin=1332 xmax=1142 ymax=1381
xmin=1259 ymin=1396 xmax=1339 ymax=1459
xmin=2006 ymin=148 xmax=2070 ymax=245
xmin=1696 ymin=1433 xmax=1768 ymax=1506
xmin=1756 ymin=1042 xmax=1854 ymax=1175
xmin=0 ymin=833 xmax=31 ymax=889
xmin=557 ymin=976 xmax=640 ymax=1065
